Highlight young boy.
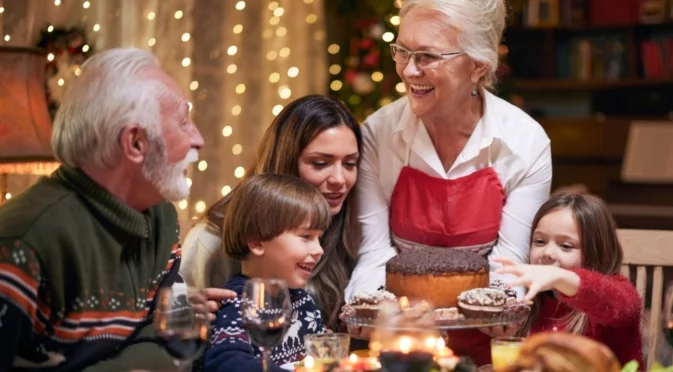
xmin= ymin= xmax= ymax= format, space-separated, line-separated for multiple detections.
xmin=203 ymin=174 xmax=331 ymax=372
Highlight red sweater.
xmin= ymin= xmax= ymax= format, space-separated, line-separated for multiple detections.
xmin=530 ymin=268 xmax=644 ymax=366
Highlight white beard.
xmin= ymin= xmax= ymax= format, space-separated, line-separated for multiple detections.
xmin=143 ymin=145 xmax=198 ymax=202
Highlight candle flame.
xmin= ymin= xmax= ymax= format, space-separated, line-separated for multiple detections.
xmin=349 ymin=354 xmax=358 ymax=363
xmin=304 ymin=356 xmax=315 ymax=368
xmin=425 ymin=336 xmax=437 ymax=349
xmin=399 ymin=336 xmax=412 ymax=353
xmin=437 ymin=337 xmax=445 ymax=350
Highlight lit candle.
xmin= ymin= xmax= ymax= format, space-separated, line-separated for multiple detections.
xmin=399 ymin=336 xmax=412 ymax=354
xmin=295 ymin=356 xmax=324 ymax=372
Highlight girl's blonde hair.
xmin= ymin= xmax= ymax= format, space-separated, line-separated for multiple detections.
xmin=221 ymin=173 xmax=331 ymax=259
xmin=520 ymin=192 xmax=623 ymax=336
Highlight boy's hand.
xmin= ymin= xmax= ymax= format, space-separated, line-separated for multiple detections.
xmin=201 ymin=288 xmax=237 ymax=321
xmin=493 ymin=257 xmax=580 ymax=302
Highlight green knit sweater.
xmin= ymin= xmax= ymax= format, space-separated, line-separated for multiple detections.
xmin=0 ymin=166 xmax=181 ymax=371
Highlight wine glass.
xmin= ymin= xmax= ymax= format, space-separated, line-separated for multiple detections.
xmin=663 ymin=281 xmax=673 ymax=347
xmin=154 ymin=283 xmax=210 ymax=371
xmin=240 ymin=278 xmax=292 ymax=372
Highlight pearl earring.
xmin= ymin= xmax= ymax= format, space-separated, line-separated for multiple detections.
xmin=471 ymin=86 xmax=478 ymax=97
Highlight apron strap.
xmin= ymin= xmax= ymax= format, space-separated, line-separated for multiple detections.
xmin=487 ymin=143 xmax=492 ymax=168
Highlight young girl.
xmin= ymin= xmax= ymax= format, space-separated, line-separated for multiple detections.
xmin=495 ymin=192 xmax=643 ymax=366
xmin=204 ymin=174 xmax=331 ymax=372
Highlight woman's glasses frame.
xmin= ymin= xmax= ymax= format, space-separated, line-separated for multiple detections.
xmin=389 ymin=43 xmax=464 ymax=70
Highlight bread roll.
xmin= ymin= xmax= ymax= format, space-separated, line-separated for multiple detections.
xmin=498 ymin=332 xmax=621 ymax=372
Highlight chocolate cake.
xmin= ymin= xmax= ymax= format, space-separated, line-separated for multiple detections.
xmin=344 ymin=288 xmax=396 ymax=319
xmin=457 ymin=288 xmax=507 ymax=318
xmin=385 ymin=248 xmax=489 ymax=308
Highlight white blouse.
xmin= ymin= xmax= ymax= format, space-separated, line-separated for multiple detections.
xmin=345 ymin=92 xmax=552 ymax=300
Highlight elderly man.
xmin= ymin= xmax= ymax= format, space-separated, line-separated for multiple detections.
xmin=0 ymin=48 xmax=232 ymax=371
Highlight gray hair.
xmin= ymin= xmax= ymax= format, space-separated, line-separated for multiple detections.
xmin=52 ymin=48 xmax=165 ymax=168
xmin=400 ymin=0 xmax=506 ymax=89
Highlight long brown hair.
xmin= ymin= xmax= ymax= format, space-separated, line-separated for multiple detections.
xmin=201 ymin=95 xmax=362 ymax=329
xmin=520 ymin=192 xmax=623 ymax=336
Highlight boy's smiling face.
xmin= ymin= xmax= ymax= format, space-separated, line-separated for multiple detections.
xmin=248 ymin=225 xmax=324 ymax=289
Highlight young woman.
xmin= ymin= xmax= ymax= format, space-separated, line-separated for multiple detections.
xmin=180 ymin=95 xmax=362 ymax=331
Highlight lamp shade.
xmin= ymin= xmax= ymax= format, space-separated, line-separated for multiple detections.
xmin=0 ymin=47 xmax=55 ymax=171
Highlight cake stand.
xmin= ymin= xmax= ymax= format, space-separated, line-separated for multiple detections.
xmin=344 ymin=311 xmax=527 ymax=331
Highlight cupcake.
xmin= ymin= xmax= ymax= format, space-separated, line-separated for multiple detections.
xmin=344 ymin=288 xmax=396 ymax=319
xmin=490 ymin=280 xmax=518 ymax=300
xmin=456 ymin=288 xmax=507 ymax=318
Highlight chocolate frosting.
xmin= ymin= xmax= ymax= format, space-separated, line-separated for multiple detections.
xmin=386 ymin=248 xmax=489 ymax=275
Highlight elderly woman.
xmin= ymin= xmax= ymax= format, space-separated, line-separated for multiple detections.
xmin=344 ymin=0 xmax=552 ymax=364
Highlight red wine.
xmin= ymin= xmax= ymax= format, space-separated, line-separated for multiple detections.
xmin=379 ymin=351 xmax=435 ymax=372
xmin=664 ymin=325 xmax=673 ymax=347
xmin=243 ymin=320 xmax=288 ymax=348
xmin=157 ymin=332 xmax=206 ymax=361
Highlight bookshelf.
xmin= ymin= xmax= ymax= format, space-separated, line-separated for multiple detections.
xmin=502 ymin=0 xmax=673 ymax=208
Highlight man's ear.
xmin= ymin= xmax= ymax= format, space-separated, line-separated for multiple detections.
xmin=248 ymin=240 xmax=265 ymax=257
xmin=119 ymin=125 xmax=149 ymax=164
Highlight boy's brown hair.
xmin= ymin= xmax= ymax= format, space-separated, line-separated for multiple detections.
xmin=221 ymin=173 xmax=331 ymax=260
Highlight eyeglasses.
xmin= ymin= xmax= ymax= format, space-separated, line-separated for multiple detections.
xmin=390 ymin=43 xmax=464 ymax=70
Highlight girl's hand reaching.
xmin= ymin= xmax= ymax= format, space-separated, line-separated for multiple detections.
xmin=493 ymin=257 xmax=581 ymax=302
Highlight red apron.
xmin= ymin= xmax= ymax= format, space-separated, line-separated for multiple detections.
xmin=389 ymin=130 xmax=505 ymax=366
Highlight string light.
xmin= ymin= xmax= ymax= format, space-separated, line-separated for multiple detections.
xmin=47 ymin=53 xmax=55 ymax=61
xmin=57 ymin=79 xmax=65 ymax=86
xmin=234 ymin=167 xmax=246 ymax=178
xmin=227 ymin=46 xmax=238 ymax=55
xmin=288 ymin=67 xmax=299 ymax=77
xmin=222 ymin=126 xmax=233 ymax=137
xmin=269 ymin=17 xmax=280 ymax=26
xmin=328 ymin=44 xmax=340 ymax=54
xmin=148 ymin=38 xmax=156 ymax=46
xmin=233 ymin=24 xmax=243 ymax=34
xmin=82 ymin=45 xmax=90 ymax=52
xmin=190 ymin=81 xmax=199 ymax=90
xmin=266 ymin=51 xmax=278 ymax=61
xmin=227 ymin=64 xmax=237 ymax=74
xmin=181 ymin=33 xmax=190 ymax=42
xmin=54 ymin=0 xmax=61 ymax=6
xmin=4 ymin=193 xmax=11 ymax=200
xmin=273 ymin=7 xmax=284 ymax=17
xmin=390 ymin=15 xmax=401 ymax=25
xmin=382 ymin=32 xmax=395 ymax=42
xmin=83 ymin=1 xmax=90 ymax=9
xmin=269 ymin=72 xmax=280 ymax=83
xmin=47 ymin=25 xmax=55 ymax=33
xmin=306 ymin=14 xmax=317 ymax=24
xmin=174 ymin=10 xmax=183 ymax=19
xmin=272 ymin=105 xmax=283 ymax=116
xmin=330 ymin=81 xmax=343 ymax=91
xmin=4 ymin=35 xmax=10 ymax=42
xmin=268 ymin=2 xmax=279 ymax=10
xmin=235 ymin=1 xmax=246 ymax=10
xmin=178 ymin=200 xmax=188 ymax=210
xmin=329 ymin=64 xmax=341 ymax=75
xmin=93 ymin=24 xmax=101 ymax=32
xmin=396 ymin=82 xmax=406 ymax=93
xmin=195 ymin=201 xmax=206 ymax=213
xmin=198 ymin=161 xmax=208 ymax=171
xmin=371 ymin=71 xmax=384 ymax=82
xmin=147 ymin=12 xmax=155 ymax=20
xmin=181 ymin=57 xmax=191 ymax=67
xmin=221 ymin=186 xmax=232 ymax=196
xmin=235 ymin=84 xmax=246 ymax=94
xmin=231 ymin=105 xmax=242 ymax=116
xmin=263 ymin=29 xmax=274 ymax=39
xmin=186 ymin=178 xmax=192 ymax=187
xmin=279 ymin=48 xmax=290 ymax=58
xmin=276 ymin=27 xmax=287 ymax=37
xmin=278 ymin=85 xmax=291 ymax=99
xmin=232 ymin=145 xmax=242 ymax=155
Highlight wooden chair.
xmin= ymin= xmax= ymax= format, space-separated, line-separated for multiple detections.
xmin=618 ymin=229 xmax=673 ymax=369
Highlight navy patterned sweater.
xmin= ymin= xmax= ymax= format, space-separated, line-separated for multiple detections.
xmin=204 ymin=274 xmax=326 ymax=372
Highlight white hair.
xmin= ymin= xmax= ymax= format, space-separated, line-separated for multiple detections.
xmin=400 ymin=0 xmax=506 ymax=89
xmin=52 ymin=48 xmax=165 ymax=168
